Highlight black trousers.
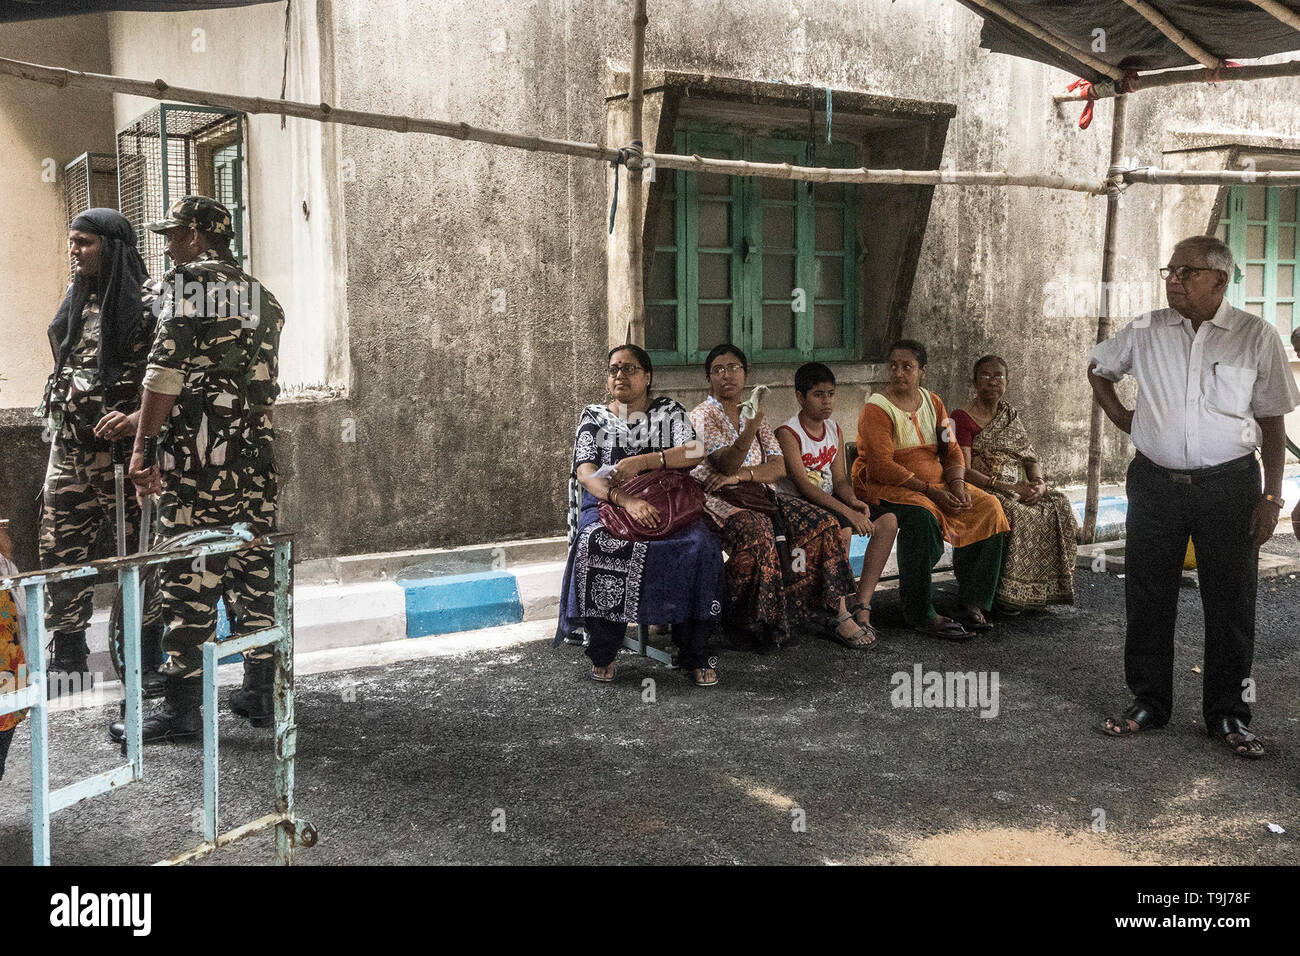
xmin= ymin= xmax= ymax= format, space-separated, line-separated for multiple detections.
xmin=584 ymin=617 xmax=715 ymax=670
xmin=1123 ymin=453 xmax=1259 ymax=729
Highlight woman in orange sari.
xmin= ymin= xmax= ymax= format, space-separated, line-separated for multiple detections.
xmin=0 ymin=518 xmax=27 ymax=780
xmin=853 ymin=340 xmax=1009 ymax=638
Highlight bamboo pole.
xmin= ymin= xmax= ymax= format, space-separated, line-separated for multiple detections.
xmin=0 ymin=54 xmax=1105 ymax=194
xmin=626 ymin=0 xmax=648 ymax=348
xmin=1116 ymin=0 xmax=1223 ymax=69
xmin=1248 ymin=0 xmax=1300 ymax=33
xmin=959 ymin=0 xmax=1125 ymax=81
xmin=1053 ymin=58 xmax=1300 ymax=101
xmin=1123 ymin=168 xmax=1300 ymax=186
xmin=1083 ymin=94 xmax=1128 ymax=546
xmin=646 ymin=154 xmax=1106 ymax=193
xmin=0 ymin=54 xmax=623 ymax=163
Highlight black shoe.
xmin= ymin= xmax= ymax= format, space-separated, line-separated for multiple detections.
xmin=109 ymin=678 xmax=201 ymax=745
xmin=47 ymin=630 xmax=94 ymax=700
xmin=140 ymin=624 xmax=167 ymax=698
xmin=228 ymin=657 xmax=274 ymax=728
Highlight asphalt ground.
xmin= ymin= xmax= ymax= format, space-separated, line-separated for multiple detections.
xmin=2 ymin=560 xmax=1299 ymax=866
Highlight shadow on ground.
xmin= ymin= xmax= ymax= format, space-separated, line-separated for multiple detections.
xmin=2 ymin=568 xmax=1298 ymax=865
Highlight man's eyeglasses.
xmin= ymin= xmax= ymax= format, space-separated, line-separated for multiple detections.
xmin=1160 ymin=266 xmax=1216 ymax=283
xmin=709 ymin=363 xmax=746 ymax=376
xmin=607 ymin=363 xmax=644 ymax=377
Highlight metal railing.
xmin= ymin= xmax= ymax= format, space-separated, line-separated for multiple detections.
xmin=0 ymin=526 xmax=314 ymax=866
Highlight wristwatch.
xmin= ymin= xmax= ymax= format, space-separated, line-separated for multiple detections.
xmin=1261 ymin=492 xmax=1285 ymax=508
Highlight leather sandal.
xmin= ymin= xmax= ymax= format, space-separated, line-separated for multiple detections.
xmin=913 ymin=616 xmax=971 ymax=641
xmin=1099 ymin=702 xmax=1164 ymax=738
xmin=1211 ymin=715 xmax=1265 ymax=759
xmin=692 ymin=666 xmax=719 ymax=687
xmin=829 ymin=609 xmax=875 ymax=649
xmin=589 ymin=664 xmax=615 ymax=683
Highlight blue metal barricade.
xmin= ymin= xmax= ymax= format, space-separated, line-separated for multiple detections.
xmin=0 ymin=527 xmax=314 ymax=866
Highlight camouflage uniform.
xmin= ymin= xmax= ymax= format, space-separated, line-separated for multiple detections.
xmin=38 ymin=283 xmax=162 ymax=633
xmin=142 ymin=199 xmax=284 ymax=680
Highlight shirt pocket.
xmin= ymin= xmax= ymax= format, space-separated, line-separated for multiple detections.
xmin=1207 ymin=364 xmax=1257 ymax=418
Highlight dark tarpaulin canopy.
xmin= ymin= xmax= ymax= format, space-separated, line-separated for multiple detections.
xmin=0 ymin=0 xmax=279 ymax=21
xmin=953 ymin=0 xmax=1300 ymax=82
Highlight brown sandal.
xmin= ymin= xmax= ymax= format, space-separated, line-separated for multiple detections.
xmin=693 ymin=667 xmax=719 ymax=687
xmin=829 ymin=609 xmax=875 ymax=649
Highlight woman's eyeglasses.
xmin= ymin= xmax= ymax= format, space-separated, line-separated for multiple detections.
xmin=709 ymin=363 xmax=746 ymax=376
xmin=607 ymin=364 xmax=644 ymax=377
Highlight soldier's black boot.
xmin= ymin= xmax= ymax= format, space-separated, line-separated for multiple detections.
xmin=47 ymin=629 xmax=94 ymax=700
xmin=115 ymin=625 xmax=170 ymax=719
xmin=140 ymin=623 xmax=167 ymax=699
xmin=109 ymin=676 xmax=202 ymax=746
xmin=228 ymin=657 xmax=274 ymax=728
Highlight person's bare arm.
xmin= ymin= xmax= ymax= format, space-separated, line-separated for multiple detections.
xmin=708 ymin=413 xmax=763 ymax=475
xmin=128 ymin=388 xmax=179 ymax=499
xmin=1253 ymin=415 xmax=1286 ymax=546
xmin=1088 ymin=362 xmax=1134 ymax=433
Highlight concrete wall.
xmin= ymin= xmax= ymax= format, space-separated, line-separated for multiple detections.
xmin=0 ymin=14 xmax=116 ymax=410
xmin=6 ymin=0 xmax=1300 ymax=567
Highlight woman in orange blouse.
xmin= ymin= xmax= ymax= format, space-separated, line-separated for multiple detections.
xmin=852 ymin=340 xmax=1009 ymax=638
xmin=0 ymin=518 xmax=26 ymax=780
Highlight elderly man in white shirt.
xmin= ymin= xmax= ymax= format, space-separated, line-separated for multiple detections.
xmin=1088 ymin=235 xmax=1299 ymax=759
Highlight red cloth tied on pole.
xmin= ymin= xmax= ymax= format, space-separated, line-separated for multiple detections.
xmin=1067 ymin=78 xmax=1097 ymax=129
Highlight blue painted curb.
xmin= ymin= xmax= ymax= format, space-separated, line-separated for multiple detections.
xmin=402 ymin=570 xmax=523 ymax=638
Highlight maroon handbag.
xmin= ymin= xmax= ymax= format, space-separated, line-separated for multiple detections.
xmin=599 ymin=468 xmax=705 ymax=542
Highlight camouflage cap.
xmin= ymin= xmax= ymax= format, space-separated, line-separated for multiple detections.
xmin=146 ymin=195 xmax=234 ymax=237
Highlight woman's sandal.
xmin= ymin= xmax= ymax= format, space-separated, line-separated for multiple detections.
xmin=913 ymin=616 xmax=971 ymax=641
xmin=589 ymin=663 xmax=616 ymax=683
xmin=830 ymin=609 xmax=875 ymax=649
xmin=693 ymin=666 xmax=719 ymax=687
xmin=847 ymin=601 xmax=881 ymax=647
xmin=1099 ymin=702 xmax=1163 ymax=738
xmin=1211 ymin=716 xmax=1265 ymax=759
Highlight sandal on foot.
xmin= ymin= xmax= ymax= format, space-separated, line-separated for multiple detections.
xmin=1099 ymin=702 xmax=1163 ymax=738
xmin=589 ymin=664 xmax=616 ymax=683
xmin=693 ymin=666 xmax=719 ymax=687
xmin=829 ymin=609 xmax=875 ymax=649
xmin=1211 ymin=716 xmax=1265 ymax=759
xmin=913 ymin=616 xmax=970 ymax=641
xmin=956 ymin=608 xmax=994 ymax=633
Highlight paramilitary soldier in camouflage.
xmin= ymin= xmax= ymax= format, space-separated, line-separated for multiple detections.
xmin=110 ymin=196 xmax=285 ymax=744
xmin=39 ymin=209 xmax=163 ymax=699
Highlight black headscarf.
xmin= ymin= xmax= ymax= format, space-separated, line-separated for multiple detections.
xmin=48 ymin=209 xmax=151 ymax=394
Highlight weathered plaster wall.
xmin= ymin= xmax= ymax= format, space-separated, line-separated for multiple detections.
xmin=0 ymin=14 xmax=116 ymax=410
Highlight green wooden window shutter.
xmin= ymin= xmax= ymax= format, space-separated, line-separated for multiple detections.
xmin=646 ymin=125 xmax=858 ymax=366
xmin=1219 ymin=184 xmax=1300 ymax=337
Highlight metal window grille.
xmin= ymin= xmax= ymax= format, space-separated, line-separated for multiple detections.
xmin=61 ymin=152 xmax=119 ymax=279
xmin=116 ymin=104 xmax=247 ymax=276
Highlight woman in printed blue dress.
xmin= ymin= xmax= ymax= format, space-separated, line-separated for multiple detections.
xmin=554 ymin=345 xmax=724 ymax=687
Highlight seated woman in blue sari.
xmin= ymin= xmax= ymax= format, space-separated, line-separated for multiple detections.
xmin=555 ymin=345 xmax=724 ymax=687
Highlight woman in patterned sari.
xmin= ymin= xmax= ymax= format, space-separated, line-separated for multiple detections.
xmin=690 ymin=345 xmax=868 ymax=651
xmin=949 ymin=355 xmax=1078 ymax=612
xmin=554 ymin=345 xmax=724 ymax=687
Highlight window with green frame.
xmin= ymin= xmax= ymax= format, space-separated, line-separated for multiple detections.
xmin=646 ymin=126 xmax=858 ymax=366
xmin=1215 ymin=184 xmax=1300 ymax=338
